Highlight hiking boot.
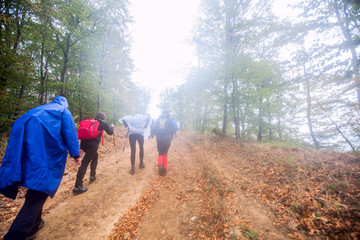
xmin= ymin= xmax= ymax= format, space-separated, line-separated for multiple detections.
xmin=90 ymin=176 xmax=96 ymax=182
xmin=25 ymin=219 xmax=45 ymax=240
xmin=130 ymin=166 xmax=135 ymax=175
xmin=139 ymin=161 xmax=145 ymax=169
xmin=72 ymin=186 xmax=88 ymax=195
xmin=158 ymin=164 xmax=165 ymax=176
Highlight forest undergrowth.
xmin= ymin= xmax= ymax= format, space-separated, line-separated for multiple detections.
xmin=202 ymin=135 xmax=360 ymax=239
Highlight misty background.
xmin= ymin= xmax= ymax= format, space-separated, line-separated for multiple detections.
xmin=0 ymin=0 xmax=359 ymax=152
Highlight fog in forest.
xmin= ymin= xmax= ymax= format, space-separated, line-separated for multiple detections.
xmin=0 ymin=0 xmax=359 ymax=151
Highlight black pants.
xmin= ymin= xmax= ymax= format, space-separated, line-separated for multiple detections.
xmin=4 ymin=189 xmax=48 ymax=240
xmin=156 ymin=137 xmax=172 ymax=155
xmin=129 ymin=134 xmax=144 ymax=166
xmin=75 ymin=147 xmax=98 ymax=187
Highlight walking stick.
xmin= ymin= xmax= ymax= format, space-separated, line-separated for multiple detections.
xmin=122 ymin=131 xmax=128 ymax=153
xmin=113 ymin=96 xmax=118 ymax=166
xmin=113 ymin=128 xmax=118 ymax=165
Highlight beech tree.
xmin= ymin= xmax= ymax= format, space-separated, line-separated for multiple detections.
xmin=281 ymin=0 xmax=360 ymax=150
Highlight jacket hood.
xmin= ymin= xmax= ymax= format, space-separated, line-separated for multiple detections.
xmin=52 ymin=96 xmax=68 ymax=108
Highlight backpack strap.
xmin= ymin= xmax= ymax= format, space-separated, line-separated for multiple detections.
xmin=101 ymin=131 xmax=104 ymax=145
xmin=95 ymin=118 xmax=105 ymax=145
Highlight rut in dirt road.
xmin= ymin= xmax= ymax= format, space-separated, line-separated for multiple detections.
xmin=109 ymin=133 xmax=290 ymax=240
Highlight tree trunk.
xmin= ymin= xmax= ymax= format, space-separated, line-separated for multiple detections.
xmin=39 ymin=38 xmax=50 ymax=104
xmin=231 ymin=78 xmax=240 ymax=139
xmin=222 ymin=83 xmax=228 ymax=133
xmin=321 ymin=106 xmax=356 ymax=151
xmin=201 ymin=105 xmax=208 ymax=134
xmin=98 ymin=63 xmax=103 ymax=110
xmin=267 ymin=102 xmax=273 ymax=143
xmin=98 ymin=31 xmax=111 ymax=110
xmin=60 ymin=34 xmax=71 ymax=95
xmin=257 ymin=97 xmax=263 ymax=142
xmin=277 ymin=118 xmax=282 ymax=140
xmin=303 ymin=63 xmax=321 ymax=149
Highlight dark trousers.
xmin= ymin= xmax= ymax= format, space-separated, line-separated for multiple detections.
xmin=75 ymin=147 xmax=98 ymax=187
xmin=156 ymin=137 xmax=172 ymax=155
xmin=4 ymin=189 xmax=48 ymax=240
xmin=129 ymin=134 xmax=144 ymax=166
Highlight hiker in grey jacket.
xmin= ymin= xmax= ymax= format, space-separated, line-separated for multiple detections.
xmin=152 ymin=110 xmax=176 ymax=176
xmin=119 ymin=114 xmax=150 ymax=174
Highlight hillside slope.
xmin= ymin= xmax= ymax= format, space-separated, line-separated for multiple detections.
xmin=1 ymin=131 xmax=359 ymax=240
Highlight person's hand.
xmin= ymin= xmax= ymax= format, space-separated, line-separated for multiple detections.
xmin=74 ymin=157 xmax=81 ymax=165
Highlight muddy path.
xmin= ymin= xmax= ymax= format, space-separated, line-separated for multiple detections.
xmin=1 ymin=132 xmax=292 ymax=240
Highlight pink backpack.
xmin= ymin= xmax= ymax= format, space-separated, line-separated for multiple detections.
xmin=77 ymin=118 xmax=103 ymax=141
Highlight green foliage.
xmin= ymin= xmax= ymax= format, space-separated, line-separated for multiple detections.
xmin=239 ymin=224 xmax=258 ymax=240
xmin=245 ymin=229 xmax=258 ymax=240
xmin=0 ymin=0 xmax=147 ymax=133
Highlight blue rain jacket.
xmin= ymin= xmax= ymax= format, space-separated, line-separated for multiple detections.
xmin=172 ymin=118 xmax=179 ymax=132
xmin=0 ymin=96 xmax=80 ymax=198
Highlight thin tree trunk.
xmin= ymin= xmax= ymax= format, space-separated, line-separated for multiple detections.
xmin=277 ymin=118 xmax=282 ymax=140
xmin=222 ymin=83 xmax=228 ymax=134
xmin=257 ymin=97 xmax=263 ymax=141
xmin=202 ymin=105 xmax=208 ymax=134
xmin=267 ymin=102 xmax=273 ymax=143
xmin=98 ymin=30 xmax=111 ymax=110
xmin=231 ymin=79 xmax=240 ymax=139
xmin=320 ymin=106 xmax=356 ymax=151
xmin=303 ymin=63 xmax=321 ymax=149
xmin=59 ymin=34 xmax=71 ymax=95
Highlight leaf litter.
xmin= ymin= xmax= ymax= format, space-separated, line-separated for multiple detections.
xmin=0 ymin=131 xmax=359 ymax=240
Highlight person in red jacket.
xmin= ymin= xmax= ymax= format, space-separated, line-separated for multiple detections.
xmin=152 ymin=110 xmax=176 ymax=176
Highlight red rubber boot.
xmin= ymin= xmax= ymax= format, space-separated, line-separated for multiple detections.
xmin=163 ymin=154 xmax=168 ymax=175
xmin=158 ymin=155 xmax=165 ymax=176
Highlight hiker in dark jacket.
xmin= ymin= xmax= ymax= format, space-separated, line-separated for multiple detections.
xmin=152 ymin=110 xmax=176 ymax=176
xmin=73 ymin=112 xmax=114 ymax=195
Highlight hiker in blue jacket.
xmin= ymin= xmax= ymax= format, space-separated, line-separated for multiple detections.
xmin=119 ymin=114 xmax=150 ymax=175
xmin=172 ymin=118 xmax=179 ymax=137
xmin=152 ymin=110 xmax=176 ymax=176
xmin=0 ymin=96 xmax=81 ymax=240
xmin=73 ymin=112 xmax=114 ymax=195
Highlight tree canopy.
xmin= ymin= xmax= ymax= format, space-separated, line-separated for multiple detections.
xmin=160 ymin=0 xmax=360 ymax=151
xmin=0 ymin=0 xmax=149 ymax=132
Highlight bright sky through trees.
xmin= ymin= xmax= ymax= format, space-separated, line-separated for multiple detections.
xmin=129 ymin=0 xmax=298 ymax=119
xmin=129 ymin=0 xmax=200 ymax=118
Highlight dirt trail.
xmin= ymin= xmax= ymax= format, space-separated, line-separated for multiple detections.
xmin=1 ymin=132 xmax=291 ymax=240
